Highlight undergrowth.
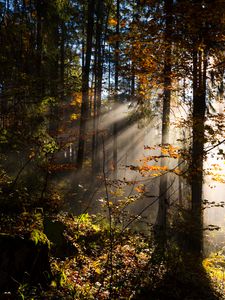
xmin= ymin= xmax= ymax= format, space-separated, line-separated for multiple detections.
xmin=1 ymin=212 xmax=225 ymax=299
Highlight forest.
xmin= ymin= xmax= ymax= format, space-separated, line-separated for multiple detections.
xmin=0 ymin=0 xmax=225 ymax=299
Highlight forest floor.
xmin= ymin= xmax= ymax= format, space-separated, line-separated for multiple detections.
xmin=0 ymin=211 xmax=225 ymax=300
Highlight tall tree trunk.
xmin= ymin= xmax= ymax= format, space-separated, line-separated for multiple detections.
xmin=77 ymin=0 xmax=95 ymax=169
xmin=155 ymin=0 xmax=173 ymax=249
xmin=92 ymin=0 xmax=104 ymax=173
xmin=47 ymin=3 xmax=59 ymax=133
xmin=131 ymin=62 xmax=135 ymax=98
xmin=113 ymin=0 xmax=120 ymax=179
xmin=36 ymin=0 xmax=43 ymax=97
xmin=190 ymin=47 xmax=207 ymax=260
xmin=60 ymin=20 xmax=65 ymax=100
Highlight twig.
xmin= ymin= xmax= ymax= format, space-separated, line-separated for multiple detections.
xmin=205 ymin=138 xmax=225 ymax=154
xmin=39 ymin=153 xmax=54 ymax=202
xmin=10 ymin=155 xmax=34 ymax=189
xmin=119 ymin=179 xmax=175 ymax=236
xmin=102 ymin=135 xmax=113 ymax=297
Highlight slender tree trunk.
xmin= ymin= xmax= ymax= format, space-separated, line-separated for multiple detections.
xmin=113 ymin=0 xmax=120 ymax=179
xmin=92 ymin=0 xmax=105 ymax=173
xmin=48 ymin=4 xmax=59 ymax=133
xmin=36 ymin=0 xmax=43 ymax=97
xmin=77 ymin=0 xmax=95 ymax=169
xmin=60 ymin=20 xmax=65 ymax=100
xmin=131 ymin=62 xmax=135 ymax=97
xmin=155 ymin=0 xmax=173 ymax=249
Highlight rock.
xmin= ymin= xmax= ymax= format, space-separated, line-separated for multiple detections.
xmin=0 ymin=233 xmax=52 ymax=292
xmin=43 ymin=217 xmax=77 ymax=258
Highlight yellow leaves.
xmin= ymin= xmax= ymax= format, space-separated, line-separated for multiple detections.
xmin=71 ymin=92 xmax=82 ymax=107
xmin=70 ymin=113 xmax=79 ymax=121
xmin=135 ymin=184 xmax=145 ymax=193
xmin=161 ymin=144 xmax=180 ymax=159
xmin=91 ymin=261 xmax=101 ymax=275
xmin=211 ymin=174 xmax=225 ymax=184
xmin=206 ymin=162 xmax=225 ymax=184
xmin=108 ymin=18 xmax=126 ymax=27
xmin=148 ymin=165 xmax=168 ymax=171
xmin=50 ymin=280 xmax=57 ymax=288
xmin=130 ymin=162 xmax=168 ymax=177
xmin=211 ymin=163 xmax=223 ymax=171
xmin=161 ymin=148 xmax=169 ymax=155
xmin=173 ymin=168 xmax=182 ymax=175
xmin=129 ymin=144 xmax=184 ymax=178
xmin=203 ymin=253 xmax=225 ymax=288
xmin=108 ymin=18 xmax=118 ymax=27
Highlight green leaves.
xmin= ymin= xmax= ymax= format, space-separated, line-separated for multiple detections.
xmin=30 ymin=229 xmax=51 ymax=248
xmin=0 ymin=129 xmax=8 ymax=144
xmin=39 ymin=97 xmax=58 ymax=114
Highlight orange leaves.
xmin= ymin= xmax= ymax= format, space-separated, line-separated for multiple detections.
xmin=160 ymin=144 xmax=180 ymax=159
xmin=205 ymin=161 xmax=225 ymax=184
xmin=71 ymin=92 xmax=82 ymax=107
xmin=108 ymin=18 xmax=126 ymax=27
xmin=173 ymin=168 xmax=182 ymax=175
xmin=128 ymin=144 xmax=183 ymax=177
xmin=141 ymin=164 xmax=168 ymax=172
xmin=211 ymin=163 xmax=223 ymax=171
xmin=135 ymin=184 xmax=145 ymax=193
xmin=144 ymin=144 xmax=181 ymax=159
xmin=128 ymin=162 xmax=168 ymax=177
xmin=211 ymin=175 xmax=225 ymax=184
xmin=108 ymin=18 xmax=118 ymax=27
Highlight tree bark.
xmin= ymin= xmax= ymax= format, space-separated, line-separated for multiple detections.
xmin=92 ymin=0 xmax=105 ymax=173
xmin=60 ymin=20 xmax=65 ymax=100
xmin=155 ymin=0 xmax=173 ymax=250
xmin=113 ymin=0 xmax=120 ymax=179
xmin=190 ymin=47 xmax=207 ymax=259
xmin=77 ymin=0 xmax=95 ymax=169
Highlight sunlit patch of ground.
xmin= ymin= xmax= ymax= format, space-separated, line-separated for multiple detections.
xmin=203 ymin=252 xmax=225 ymax=298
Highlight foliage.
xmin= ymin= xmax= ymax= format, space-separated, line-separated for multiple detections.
xmin=30 ymin=229 xmax=51 ymax=249
xmin=203 ymin=252 xmax=225 ymax=297
xmin=8 ymin=211 xmax=224 ymax=300
xmin=11 ymin=212 xmax=153 ymax=299
xmin=0 ymin=0 xmax=225 ymax=299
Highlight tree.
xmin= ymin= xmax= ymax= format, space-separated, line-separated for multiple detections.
xmin=174 ymin=0 xmax=225 ymax=260
xmin=112 ymin=0 xmax=120 ymax=179
xmin=77 ymin=0 xmax=95 ymax=169
xmin=155 ymin=0 xmax=173 ymax=250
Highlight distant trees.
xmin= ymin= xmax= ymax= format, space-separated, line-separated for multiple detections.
xmin=0 ymin=0 xmax=81 ymax=208
xmin=0 ymin=0 xmax=80 ymax=129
